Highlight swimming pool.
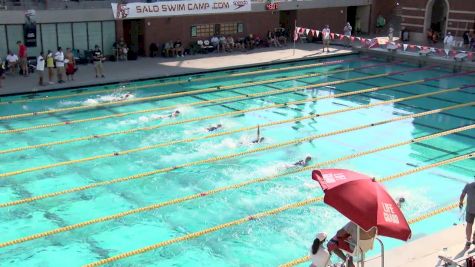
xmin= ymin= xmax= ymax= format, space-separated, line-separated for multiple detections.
xmin=0 ymin=54 xmax=474 ymax=266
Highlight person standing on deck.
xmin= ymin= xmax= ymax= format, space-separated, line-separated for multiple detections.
xmin=322 ymin=25 xmax=331 ymax=53
xmin=460 ymin=177 xmax=475 ymax=248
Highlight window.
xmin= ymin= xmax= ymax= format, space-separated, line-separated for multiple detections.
xmin=191 ymin=22 xmax=243 ymax=38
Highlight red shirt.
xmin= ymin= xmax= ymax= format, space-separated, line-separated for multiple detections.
xmin=19 ymin=44 xmax=27 ymax=58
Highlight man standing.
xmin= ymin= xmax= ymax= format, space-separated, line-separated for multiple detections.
xmin=54 ymin=47 xmax=65 ymax=83
xmin=36 ymin=51 xmax=45 ymax=86
xmin=93 ymin=45 xmax=105 ymax=78
xmin=460 ymin=178 xmax=475 ymax=248
xmin=343 ymin=22 xmax=352 ymax=48
xmin=444 ymin=32 xmax=454 ymax=58
xmin=322 ymin=25 xmax=331 ymax=53
xmin=17 ymin=41 xmax=28 ymax=76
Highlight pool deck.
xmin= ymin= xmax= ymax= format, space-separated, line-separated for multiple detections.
xmin=0 ymin=43 xmax=354 ymax=96
xmin=366 ymin=224 xmax=473 ymax=267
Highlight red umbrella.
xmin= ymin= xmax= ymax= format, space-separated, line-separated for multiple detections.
xmin=312 ymin=168 xmax=412 ymax=241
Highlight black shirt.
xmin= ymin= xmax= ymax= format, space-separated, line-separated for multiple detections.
xmin=93 ymin=49 xmax=103 ymax=62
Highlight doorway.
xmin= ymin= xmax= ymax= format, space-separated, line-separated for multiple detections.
xmin=347 ymin=6 xmax=357 ymax=34
xmin=123 ymin=19 xmax=145 ymax=56
xmin=424 ymin=0 xmax=449 ymax=36
xmin=279 ymin=10 xmax=297 ymax=38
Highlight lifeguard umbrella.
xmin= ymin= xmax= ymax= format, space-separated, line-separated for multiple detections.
xmin=312 ymin=168 xmax=412 ymax=241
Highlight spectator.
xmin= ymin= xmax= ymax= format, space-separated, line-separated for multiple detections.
xmin=276 ymin=28 xmax=287 ymax=45
xmin=174 ymin=40 xmax=184 ymax=57
xmin=36 ymin=51 xmax=45 ymax=86
xmin=219 ymin=36 xmax=228 ymax=52
xmin=471 ymin=34 xmax=475 ymax=51
xmin=426 ymin=28 xmax=433 ymax=43
xmin=226 ymin=36 xmax=236 ymax=51
xmin=245 ymin=34 xmax=254 ymax=49
xmin=343 ymin=22 xmax=352 ymax=48
xmin=163 ymin=41 xmax=174 ymax=57
xmin=443 ymin=32 xmax=454 ymax=57
xmin=355 ymin=17 xmax=361 ymax=34
xmin=388 ymin=24 xmax=394 ymax=43
xmin=0 ymin=57 xmax=5 ymax=88
xmin=432 ymin=30 xmax=439 ymax=44
xmin=376 ymin=14 xmax=386 ymax=34
xmin=54 ymin=47 xmax=65 ymax=83
xmin=463 ymin=31 xmax=470 ymax=49
xmin=460 ymin=177 xmax=475 ymax=248
xmin=46 ymin=50 xmax=55 ymax=84
xmin=322 ymin=25 xmax=331 ymax=53
xmin=149 ymin=43 xmax=159 ymax=57
xmin=92 ymin=45 xmax=105 ymax=78
xmin=17 ymin=41 xmax=28 ymax=76
xmin=210 ymin=35 xmax=220 ymax=52
xmin=65 ymin=48 xmax=76 ymax=81
xmin=118 ymin=37 xmax=128 ymax=61
xmin=401 ymin=27 xmax=409 ymax=42
xmin=267 ymin=30 xmax=281 ymax=47
xmin=6 ymin=50 xmax=18 ymax=74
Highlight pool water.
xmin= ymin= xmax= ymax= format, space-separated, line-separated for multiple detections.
xmin=0 ymin=54 xmax=474 ymax=266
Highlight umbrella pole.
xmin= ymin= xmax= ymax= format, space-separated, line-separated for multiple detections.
xmin=375 ymin=237 xmax=385 ymax=267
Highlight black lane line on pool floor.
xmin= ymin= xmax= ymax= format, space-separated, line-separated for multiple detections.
xmin=352 ymin=68 xmax=475 ymax=96
xmin=411 ymin=147 xmax=475 ymax=173
xmin=189 ymin=95 xmax=241 ymax=112
xmin=293 ymin=78 xmax=475 ymax=121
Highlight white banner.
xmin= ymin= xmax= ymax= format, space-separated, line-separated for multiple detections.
xmin=112 ymin=0 xmax=251 ymax=19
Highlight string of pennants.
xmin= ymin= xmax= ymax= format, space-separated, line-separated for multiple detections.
xmin=294 ymin=26 xmax=474 ymax=59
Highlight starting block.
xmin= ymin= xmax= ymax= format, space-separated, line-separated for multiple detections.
xmin=387 ymin=43 xmax=398 ymax=52
xmin=419 ymin=49 xmax=431 ymax=56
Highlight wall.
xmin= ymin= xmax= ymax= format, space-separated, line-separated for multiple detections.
xmin=356 ymin=5 xmax=371 ymax=34
xmin=296 ymin=7 xmax=347 ymax=32
xmin=143 ymin=11 xmax=279 ymax=55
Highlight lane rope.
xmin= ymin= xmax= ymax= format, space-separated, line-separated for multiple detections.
xmin=0 ymin=73 xmax=427 ymax=135
xmin=82 ymin=152 xmax=474 ymax=267
xmin=1 ymin=112 xmax=472 ymax=208
xmin=0 ymin=118 xmax=471 ymax=249
xmin=0 ymin=57 xmax=363 ymax=105
xmin=0 ymin=89 xmax=471 ymax=178
xmin=0 ymin=61 xmax=392 ymax=120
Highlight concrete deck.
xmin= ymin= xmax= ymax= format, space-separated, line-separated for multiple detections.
xmin=0 ymin=43 xmax=354 ymax=96
xmin=366 ymin=224 xmax=474 ymax=267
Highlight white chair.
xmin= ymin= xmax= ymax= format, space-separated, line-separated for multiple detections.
xmin=345 ymin=226 xmax=377 ymax=267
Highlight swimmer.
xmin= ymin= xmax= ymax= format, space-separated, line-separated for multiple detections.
xmin=251 ymin=125 xmax=264 ymax=144
xmin=168 ymin=110 xmax=180 ymax=118
xmin=207 ymin=124 xmax=222 ymax=132
xmin=293 ymin=156 xmax=312 ymax=167
xmin=397 ymin=197 xmax=406 ymax=208
xmin=118 ymin=93 xmax=131 ymax=101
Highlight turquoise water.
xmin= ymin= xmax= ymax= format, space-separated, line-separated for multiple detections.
xmin=0 ymin=54 xmax=474 ymax=266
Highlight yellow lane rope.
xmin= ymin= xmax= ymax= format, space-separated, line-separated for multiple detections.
xmin=1 ymin=117 xmax=470 ymax=249
xmin=1 ymin=61 xmax=388 ymax=120
xmin=0 ymin=58 xmax=356 ymax=105
xmin=279 ymin=201 xmax=464 ymax=267
xmin=0 ymin=71 xmax=397 ymax=133
xmin=0 ymin=78 xmax=428 ymax=154
xmin=0 ymin=74 xmax=426 ymax=135
xmin=0 ymin=89 xmax=470 ymax=179
xmin=82 ymin=152 xmax=474 ymax=267
xmin=1 ymin=108 xmax=472 ymax=208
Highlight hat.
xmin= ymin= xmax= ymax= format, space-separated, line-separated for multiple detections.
xmin=316 ymin=232 xmax=327 ymax=241
xmin=448 ymin=32 xmax=452 ymax=35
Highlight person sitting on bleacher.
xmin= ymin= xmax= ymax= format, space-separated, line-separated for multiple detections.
xmin=219 ymin=36 xmax=228 ymax=52
xmin=226 ymin=36 xmax=236 ymax=51
xmin=210 ymin=35 xmax=220 ymax=52
xmin=174 ymin=40 xmax=184 ymax=57
xmin=6 ymin=50 xmax=18 ymax=74
xmin=163 ymin=41 xmax=174 ymax=57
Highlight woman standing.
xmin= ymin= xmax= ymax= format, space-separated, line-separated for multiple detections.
xmin=65 ymin=48 xmax=76 ymax=81
xmin=309 ymin=232 xmax=331 ymax=267
xmin=46 ymin=50 xmax=55 ymax=84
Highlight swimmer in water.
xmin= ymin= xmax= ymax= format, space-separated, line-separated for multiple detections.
xmin=207 ymin=124 xmax=222 ymax=132
xmin=397 ymin=197 xmax=405 ymax=208
xmin=252 ymin=125 xmax=264 ymax=144
xmin=118 ymin=93 xmax=132 ymax=101
xmin=293 ymin=156 xmax=312 ymax=167
xmin=168 ymin=110 xmax=180 ymax=118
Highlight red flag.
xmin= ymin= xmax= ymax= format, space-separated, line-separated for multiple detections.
xmin=409 ymin=45 xmax=415 ymax=49
xmin=340 ymin=34 xmax=345 ymax=40
xmin=350 ymin=36 xmax=355 ymax=41
xmin=330 ymin=33 xmax=334 ymax=39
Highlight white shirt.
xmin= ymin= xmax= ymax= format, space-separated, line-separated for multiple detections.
xmin=6 ymin=54 xmax=18 ymax=63
xmin=344 ymin=25 xmax=352 ymax=36
xmin=309 ymin=246 xmax=331 ymax=267
xmin=322 ymin=28 xmax=331 ymax=40
xmin=211 ymin=36 xmax=219 ymax=45
xmin=36 ymin=55 xmax=45 ymax=71
xmin=54 ymin=51 xmax=65 ymax=67
xmin=444 ymin=35 xmax=453 ymax=45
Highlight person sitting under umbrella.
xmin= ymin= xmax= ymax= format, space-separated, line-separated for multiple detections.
xmin=327 ymin=221 xmax=377 ymax=267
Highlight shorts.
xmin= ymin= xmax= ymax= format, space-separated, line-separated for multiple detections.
xmin=327 ymin=236 xmax=353 ymax=253
xmin=37 ymin=70 xmax=44 ymax=77
xmin=19 ymin=57 xmax=27 ymax=66
xmin=466 ymin=212 xmax=475 ymax=224
xmin=323 ymin=39 xmax=330 ymax=46
xmin=94 ymin=61 xmax=103 ymax=67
